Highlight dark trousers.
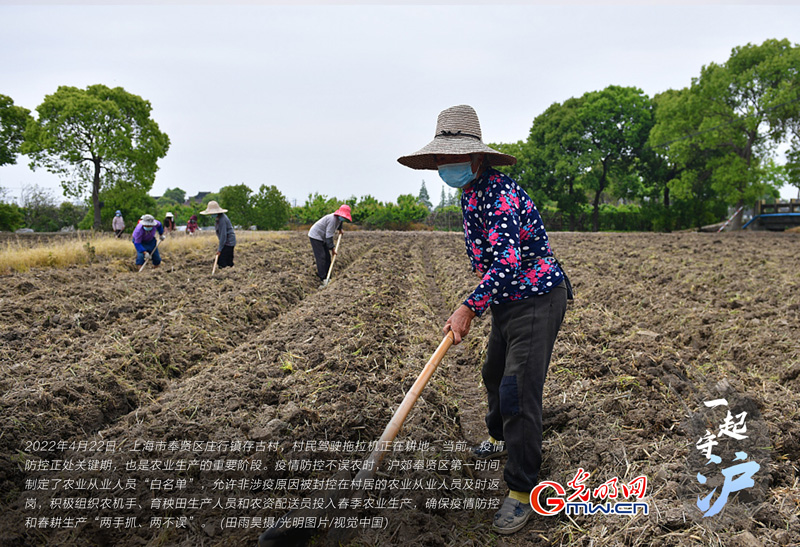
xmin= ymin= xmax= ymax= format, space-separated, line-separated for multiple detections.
xmin=218 ymin=245 xmax=234 ymax=268
xmin=483 ymin=283 xmax=568 ymax=493
xmin=309 ymin=237 xmax=331 ymax=281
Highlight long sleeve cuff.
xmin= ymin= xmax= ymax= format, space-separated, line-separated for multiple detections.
xmin=462 ymin=295 xmax=489 ymax=317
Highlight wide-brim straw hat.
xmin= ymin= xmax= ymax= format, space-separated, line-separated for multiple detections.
xmin=200 ymin=200 xmax=227 ymax=215
xmin=397 ymin=104 xmax=517 ymax=170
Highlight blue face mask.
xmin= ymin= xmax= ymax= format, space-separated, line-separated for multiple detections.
xmin=438 ymin=161 xmax=477 ymax=188
xmin=143 ymin=226 xmax=153 ymax=232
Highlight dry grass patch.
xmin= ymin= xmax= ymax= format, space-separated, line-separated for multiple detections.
xmin=0 ymin=230 xmax=283 ymax=274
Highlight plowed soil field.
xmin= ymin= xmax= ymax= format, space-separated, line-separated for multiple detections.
xmin=1 ymin=230 xmax=798 ymax=547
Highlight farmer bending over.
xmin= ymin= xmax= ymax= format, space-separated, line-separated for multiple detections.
xmin=163 ymin=211 xmax=176 ymax=233
xmin=398 ymin=105 xmax=570 ymax=535
xmin=132 ymin=214 xmax=165 ymax=268
xmin=308 ymin=204 xmax=351 ymax=288
xmin=200 ymin=200 xmax=236 ymax=268
xmin=186 ymin=214 xmax=199 ymax=235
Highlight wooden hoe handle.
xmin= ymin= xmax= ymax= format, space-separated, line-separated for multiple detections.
xmin=138 ymin=236 xmax=163 ymax=273
xmin=355 ymin=332 xmax=455 ymax=480
xmin=325 ymin=233 xmax=342 ymax=282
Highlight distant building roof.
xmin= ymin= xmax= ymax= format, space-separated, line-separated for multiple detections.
xmin=184 ymin=192 xmax=211 ymax=205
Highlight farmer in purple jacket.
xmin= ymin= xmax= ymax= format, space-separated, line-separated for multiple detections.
xmin=132 ymin=214 xmax=165 ymax=268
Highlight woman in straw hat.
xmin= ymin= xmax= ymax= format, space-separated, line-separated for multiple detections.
xmin=200 ymin=200 xmax=236 ymax=269
xmin=163 ymin=211 xmax=176 ymax=234
xmin=308 ymin=203 xmax=352 ymax=288
xmin=132 ymin=214 xmax=165 ymax=268
xmin=398 ymin=105 xmax=570 ymax=535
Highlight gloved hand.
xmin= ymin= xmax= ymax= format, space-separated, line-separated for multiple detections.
xmin=159 ymin=235 xmax=165 ymax=241
xmin=144 ymin=252 xmax=151 ymax=261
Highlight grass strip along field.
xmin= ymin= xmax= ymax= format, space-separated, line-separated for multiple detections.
xmin=0 ymin=231 xmax=798 ymax=546
xmin=0 ymin=231 xmax=277 ymax=274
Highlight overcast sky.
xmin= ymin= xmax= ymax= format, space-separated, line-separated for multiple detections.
xmin=1 ymin=2 xmax=799 ymax=209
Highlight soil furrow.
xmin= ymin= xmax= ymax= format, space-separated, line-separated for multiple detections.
xmin=1 ymin=231 xmax=798 ymax=547
xmin=0 ymin=232 xmax=377 ymax=502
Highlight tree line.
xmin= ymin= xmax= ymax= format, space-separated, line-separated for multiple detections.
xmin=0 ymin=179 xmax=439 ymax=233
xmin=1 ymin=38 xmax=798 ymax=234
xmin=491 ymin=38 xmax=800 ymax=232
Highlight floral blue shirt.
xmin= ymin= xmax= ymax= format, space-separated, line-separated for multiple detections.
xmin=461 ymin=168 xmax=564 ymax=316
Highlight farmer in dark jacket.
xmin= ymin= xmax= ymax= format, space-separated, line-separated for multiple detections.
xmin=308 ymin=204 xmax=351 ymax=288
xmin=132 ymin=214 xmax=165 ymax=268
xmin=163 ymin=212 xmax=176 ymax=233
xmin=200 ymin=200 xmax=236 ymax=268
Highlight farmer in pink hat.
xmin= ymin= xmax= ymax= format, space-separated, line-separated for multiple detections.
xmin=398 ymin=105 xmax=572 ymax=536
xmin=308 ymin=204 xmax=351 ymax=288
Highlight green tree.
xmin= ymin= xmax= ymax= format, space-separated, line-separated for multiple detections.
xmin=428 ymin=205 xmax=462 ymax=231
xmin=251 ymin=184 xmax=290 ymax=230
xmin=201 ymin=192 xmax=220 ymax=206
xmin=22 ymin=84 xmax=170 ymax=229
xmin=155 ymin=195 xmax=176 ymax=209
xmin=19 ymin=187 xmax=86 ymax=232
xmin=196 ymin=192 xmax=220 ymax=226
xmin=150 ymin=201 xmax=204 ymax=227
xmin=417 ymin=180 xmax=432 ymax=210
xmin=79 ymin=180 xmax=157 ymax=232
xmin=397 ymin=193 xmax=429 ymax=222
xmin=0 ymin=200 xmax=24 ymax=231
xmin=577 ymin=85 xmax=653 ymax=231
xmin=351 ymin=195 xmax=382 ymax=224
xmin=361 ymin=194 xmax=429 ymax=230
xmin=0 ymin=94 xmax=32 ymax=166
xmin=162 ymin=187 xmax=186 ymax=204
xmin=444 ymin=188 xmax=458 ymax=207
xmin=491 ymin=139 xmax=548 ymax=202
xmin=58 ymin=201 xmax=88 ymax=229
xmin=639 ymin=90 xmax=682 ymax=232
xmin=651 ymin=39 xmax=800 ymax=229
xmin=519 ymin=97 xmax=588 ymax=230
xmin=648 ymin=88 xmax=726 ymax=230
xmin=165 ymin=203 xmax=199 ymax=226
xmin=20 ymin=184 xmax=60 ymax=232
xmin=218 ymin=183 xmax=253 ymax=226
xmin=293 ymin=193 xmax=340 ymax=225
xmin=787 ymin=147 xmax=800 ymax=198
